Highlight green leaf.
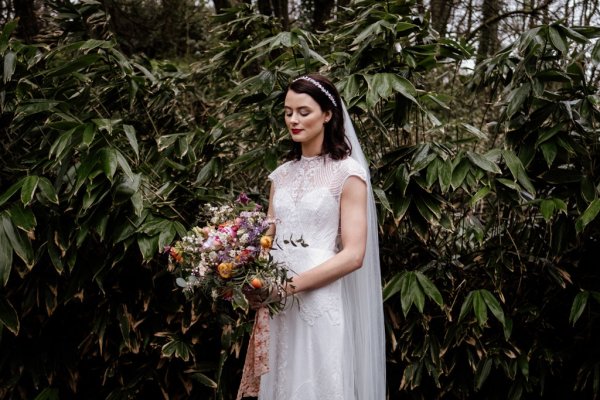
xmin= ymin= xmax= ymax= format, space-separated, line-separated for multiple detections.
xmin=1 ymin=214 xmax=34 ymax=269
xmin=137 ymin=234 xmax=159 ymax=261
xmin=373 ymin=187 xmax=392 ymax=214
xmin=81 ymin=123 xmax=96 ymax=148
xmin=470 ymin=187 xmax=491 ymax=206
xmin=161 ymin=336 xmax=192 ymax=361
xmin=352 ymin=20 xmax=385 ymax=46
xmin=37 ymin=177 xmax=59 ymax=205
xmin=7 ymin=204 xmax=36 ymax=232
xmin=540 ymin=142 xmax=557 ymax=167
xmin=549 ymin=25 xmax=568 ymax=53
xmin=3 ymin=51 xmax=16 ymax=83
xmin=0 ymin=179 xmax=25 ymax=207
xmin=400 ymin=271 xmax=416 ymax=316
xmin=462 ymin=123 xmax=488 ymax=140
xmin=473 ymin=291 xmax=488 ymax=327
xmin=116 ymin=150 xmax=134 ymax=179
xmin=44 ymin=54 xmax=101 ymax=78
xmin=481 ymin=289 xmax=506 ymax=327
xmin=415 ymin=271 xmax=443 ymax=306
xmin=411 ymin=276 xmax=426 ymax=313
xmin=0 ymin=296 xmax=19 ymax=335
xmin=502 ymin=150 xmax=535 ymax=196
xmin=475 ymin=358 xmax=493 ymax=390
xmin=49 ymin=127 xmax=76 ymax=161
xmin=382 ymin=272 xmax=404 ymax=302
xmin=123 ymin=125 xmax=139 ymax=160
xmin=467 ymin=151 xmax=501 ymax=174
xmin=451 ymin=158 xmax=471 ymax=189
xmin=99 ymin=147 xmax=118 ymax=181
xmin=569 ymin=291 xmax=589 ymax=325
xmin=576 ymin=199 xmax=600 ymax=232
xmin=0 ymin=224 xmax=13 ymax=286
xmin=191 ymin=372 xmax=218 ymax=389
xmin=33 ymin=388 xmax=60 ymax=400
xmin=0 ymin=20 xmax=18 ymax=53
xmin=20 ymin=175 xmax=39 ymax=206
xmin=581 ymin=177 xmax=596 ymax=203
xmin=194 ymin=159 xmax=218 ymax=186
xmin=458 ymin=291 xmax=474 ymax=322
xmin=540 ymin=199 xmax=556 ymax=221
xmin=506 ymin=82 xmax=531 ymax=118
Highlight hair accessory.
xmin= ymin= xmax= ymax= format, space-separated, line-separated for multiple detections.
xmin=294 ymin=76 xmax=338 ymax=107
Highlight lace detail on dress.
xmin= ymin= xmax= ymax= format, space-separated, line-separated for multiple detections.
xmin=298 ymin=282 xmax=342 ymax=326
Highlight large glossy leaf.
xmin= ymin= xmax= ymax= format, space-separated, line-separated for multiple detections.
xmin=1 ymin=213 xmax=34 ymax=269
xmin=548 ymin=25 xmax=568 ymax=53
xmin=467 ymin=152 xmax=501 ymax=174
xmin=99 ymin=147 xmax=118 ymax=181
xmin=37 ymin=177 xmax=59 ymax=205
xmin=20 ymin=175 xmax=39 ymax=206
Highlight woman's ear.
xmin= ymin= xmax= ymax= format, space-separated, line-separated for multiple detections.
xmin=325 ymin=110 xmax=333 ymax=123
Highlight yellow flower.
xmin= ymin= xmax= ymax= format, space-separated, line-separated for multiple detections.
xmin=260 ymin=235 xmax=273 ymax=249
xmin=217 ymin=262 xmax=234 ymax=279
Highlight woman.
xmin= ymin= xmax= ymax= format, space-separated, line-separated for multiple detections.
xmin=239 ymin=74 xmax=385 ymax=400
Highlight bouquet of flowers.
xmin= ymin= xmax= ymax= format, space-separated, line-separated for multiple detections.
xmin=166 ymin=193 xmax=292 ymax=315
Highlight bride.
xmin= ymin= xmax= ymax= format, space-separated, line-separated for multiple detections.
xmin=239 ymin=74 xmax=385 ymax=400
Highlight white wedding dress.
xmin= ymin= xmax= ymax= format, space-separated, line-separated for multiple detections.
xmin=259 ymin=154 xmax=367 ymax=400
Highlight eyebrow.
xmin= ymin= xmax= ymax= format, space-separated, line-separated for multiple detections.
xmin=284 ymin=105 xmax=312 ymax=110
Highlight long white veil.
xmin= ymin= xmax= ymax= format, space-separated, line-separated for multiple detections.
xmin=341 ymin=102 xmax=386 ymax=399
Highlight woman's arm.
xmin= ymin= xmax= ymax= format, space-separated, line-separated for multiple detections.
xmin=285 ymin=176 xmax=368 ymax=295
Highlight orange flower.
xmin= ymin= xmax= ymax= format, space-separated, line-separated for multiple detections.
xmin=260 ymin=235 xmax=273 ymax=249
xmin=250 ymin=277 xmax=263 ymax=289
xmin=170 ymin=248 xmax=183 ymax=263
xmin=217 ymin=262 xmax=234 ymax=279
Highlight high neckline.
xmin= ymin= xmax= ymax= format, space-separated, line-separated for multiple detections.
xmin=300 ymin=154 xmax=325 ymax=161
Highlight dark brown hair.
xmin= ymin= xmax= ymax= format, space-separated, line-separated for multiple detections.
xmin=286 ymin=74 xmax=351 ymax=160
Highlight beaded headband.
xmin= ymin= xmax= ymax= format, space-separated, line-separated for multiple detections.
xmin=293 ymin=76 xmax=338 ymax=107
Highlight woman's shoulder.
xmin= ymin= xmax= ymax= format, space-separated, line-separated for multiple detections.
xmin=328 ymin=156 xmax=367 ymax=184
xmin=268 ymin=160 xmax=294 ymax=182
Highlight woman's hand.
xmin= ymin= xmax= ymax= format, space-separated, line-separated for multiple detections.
xmin=244 ymin=282 xmax=284 ymax=310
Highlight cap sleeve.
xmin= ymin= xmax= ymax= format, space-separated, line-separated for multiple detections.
xmin=268 ymin=161 xmax=291 ymax=187
xmin=341 ymin=157 xmax=367 ymax=186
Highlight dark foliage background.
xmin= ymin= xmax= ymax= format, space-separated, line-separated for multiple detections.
xmin=1 ymin=0 xmax=600 ymax=399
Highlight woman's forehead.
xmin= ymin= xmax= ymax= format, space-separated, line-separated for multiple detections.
xmin=284 ymin=90 xmax=319 ymax=108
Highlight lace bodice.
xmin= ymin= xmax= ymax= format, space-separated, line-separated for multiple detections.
xmin=268 ymin=155 xmax=367 ymax=255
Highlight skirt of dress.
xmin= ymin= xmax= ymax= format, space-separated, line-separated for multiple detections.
xmin=258 ymin=247 xmax=354 ymax=400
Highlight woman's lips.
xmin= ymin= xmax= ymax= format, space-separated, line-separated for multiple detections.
xmin=291 ymin=129 xmax=302 ymax=134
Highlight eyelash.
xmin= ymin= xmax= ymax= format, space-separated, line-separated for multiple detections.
xmin=285 ymin=111 xmax=309 ymax=117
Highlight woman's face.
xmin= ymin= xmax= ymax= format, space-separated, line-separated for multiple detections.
xmin=284 ymin=89 xmax=331 ymax=154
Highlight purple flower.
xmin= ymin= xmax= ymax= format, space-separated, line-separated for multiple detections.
xmin=237 ymin=192 xmax=250 ymax=205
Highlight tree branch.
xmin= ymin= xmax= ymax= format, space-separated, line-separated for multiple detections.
xmin=465 ymin=0 xmax=554 ymax=43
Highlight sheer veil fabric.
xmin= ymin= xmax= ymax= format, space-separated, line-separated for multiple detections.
xmin=340 ymin=102 xmax=386 ymax=399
